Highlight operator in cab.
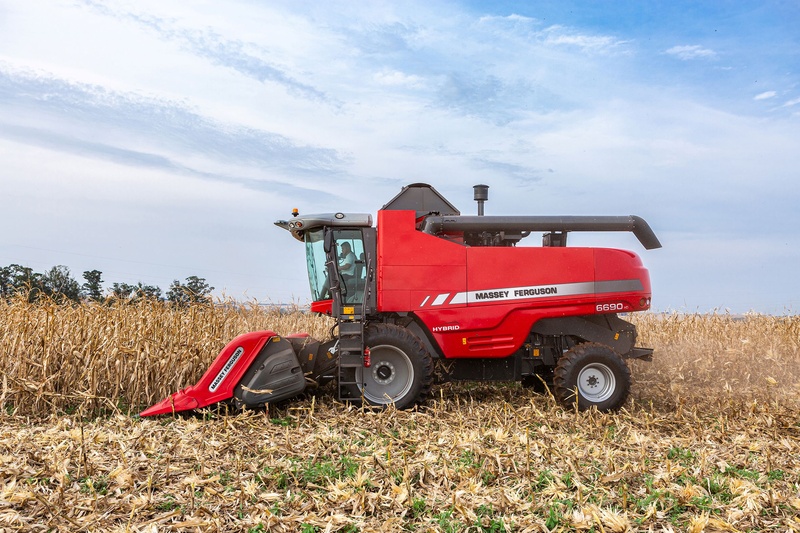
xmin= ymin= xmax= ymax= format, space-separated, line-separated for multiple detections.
xmin=338 ymin=241 xmax=356 ymax=280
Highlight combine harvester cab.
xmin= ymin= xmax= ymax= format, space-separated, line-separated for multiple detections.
xmin=142 ymin=183 xmax=660 ymax=416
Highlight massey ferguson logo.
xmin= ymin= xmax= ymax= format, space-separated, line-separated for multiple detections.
xmin=513 ymin=286 xmax=557 ymax=297
xmin=209 ymin=347 xmax=244 ymax=392
xmin=421 ymin=280 xmax=641 ymax=307
xmin=474 ymin=287 xmax=557 ymax=300
xmin=474 ymin=290 xmax=509 ymax=300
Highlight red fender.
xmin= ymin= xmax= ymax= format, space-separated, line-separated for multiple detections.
xmin=139 ymin=330 xmax=277 ymax=417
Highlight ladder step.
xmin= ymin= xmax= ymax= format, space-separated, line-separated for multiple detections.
xmin=337 ymin=318 xmax=364 ymax=401
xmin=339 ymin=353 xmax=363 ymax=366
xmin=339 ymin=322 xmax=363 ymax=335
xmin=338 ymin=340 xmax=363 ymax=353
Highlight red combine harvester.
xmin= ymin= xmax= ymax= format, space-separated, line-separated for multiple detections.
xmin=141 ymin=183 xmax=660 ymax=416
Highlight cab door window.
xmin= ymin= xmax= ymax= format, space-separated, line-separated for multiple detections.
xmin=333 ymin=230 xmax=366 ymax=304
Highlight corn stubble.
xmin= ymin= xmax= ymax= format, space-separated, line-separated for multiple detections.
xmin=1 ymin=298 xmax=799 ymax=532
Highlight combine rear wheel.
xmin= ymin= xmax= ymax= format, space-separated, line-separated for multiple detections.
xmin=354 ymin=324 xmax=434 ymax=409
xmin=553 ymin=343 xmax=630 ymax=411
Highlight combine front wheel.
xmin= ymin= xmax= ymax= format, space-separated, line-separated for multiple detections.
xmin=354 ymin=324 xmax=434 ymax=409
xmin=553 ymin=343 xmax=630 ymax=411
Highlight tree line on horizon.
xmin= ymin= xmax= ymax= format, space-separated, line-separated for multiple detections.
xmin=0 ymin=264 xmax=214 ymax=306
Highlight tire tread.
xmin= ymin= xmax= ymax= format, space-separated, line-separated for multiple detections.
xmin=553 ymin=342 xmax=631 ymax=411
xmin=351 ymin=323 xmax=434 ymax=409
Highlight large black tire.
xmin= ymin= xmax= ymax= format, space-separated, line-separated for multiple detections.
xmin=352 ymin=323 xmax=434 ymax=409
xmin=553 ymin=343 xmax=631 ymax=411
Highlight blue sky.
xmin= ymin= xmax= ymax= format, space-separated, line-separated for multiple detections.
xmin=1 ymin=0 xmax=798 ymax=313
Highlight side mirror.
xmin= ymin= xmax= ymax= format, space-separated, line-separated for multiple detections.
xmin=323 ymin=228 xmax=333 ymax=254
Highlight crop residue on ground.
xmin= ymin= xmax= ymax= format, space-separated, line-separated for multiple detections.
xmin=1 ymin=301 xmax=799 ymax=531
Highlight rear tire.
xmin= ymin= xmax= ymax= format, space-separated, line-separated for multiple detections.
xmin=553 ymin=343 xmax=630 ymax=411
xmin=353 ymin=323 xmax=434 ymax=409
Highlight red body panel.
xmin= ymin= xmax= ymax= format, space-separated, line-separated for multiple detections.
xmin=139 ymin=330 xmax=276 ymax=416
xmin=377 ymin=210 xmax=467 ymax=311
xmin=377 ymin=210 xmax=652 ymax=359
xmin=310 ymin=300 xmax=333 ymax=315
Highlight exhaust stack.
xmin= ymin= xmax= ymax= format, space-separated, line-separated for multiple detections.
xmin=473 ymin=184 xmax=489 ymax=216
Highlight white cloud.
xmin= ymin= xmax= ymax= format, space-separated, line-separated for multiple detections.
xmin=782 ymin=97 xmax=800 ymax=107
xmin=473 ymin=17 xmax=626 ymax=55
xmin=665 ymin=45 xmax=717 ymax=60
xmin=477 ymin=13 xmax=539 ymax=26
xmin=542 ymin=26 xmax=627 ymax=53
xmin=373 ymin=69 xmax=426 ymax=89
xmin=754 ymin=91 xmax=776 ymax=100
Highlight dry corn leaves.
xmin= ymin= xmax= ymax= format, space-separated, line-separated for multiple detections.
xmin=2 ymin=301 xmax=800 ymax=531
xmin=1 ymin=389 xmax=799 ymax=532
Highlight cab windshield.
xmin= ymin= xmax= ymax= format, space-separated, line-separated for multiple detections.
xmin=304 ymin=229 xmax=329 ymax=301
xmin=304 ymin=228 xmax=367 ymax=304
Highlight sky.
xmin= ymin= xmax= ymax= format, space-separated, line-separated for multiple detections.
xmin=1 ymin=0 xmax=798 ymax=314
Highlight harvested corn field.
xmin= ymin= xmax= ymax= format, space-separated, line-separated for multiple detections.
xmin=3 ymin=392 xmax=800 ymax=532
xmin=1 ymin=300 xmax=800 ymax=531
